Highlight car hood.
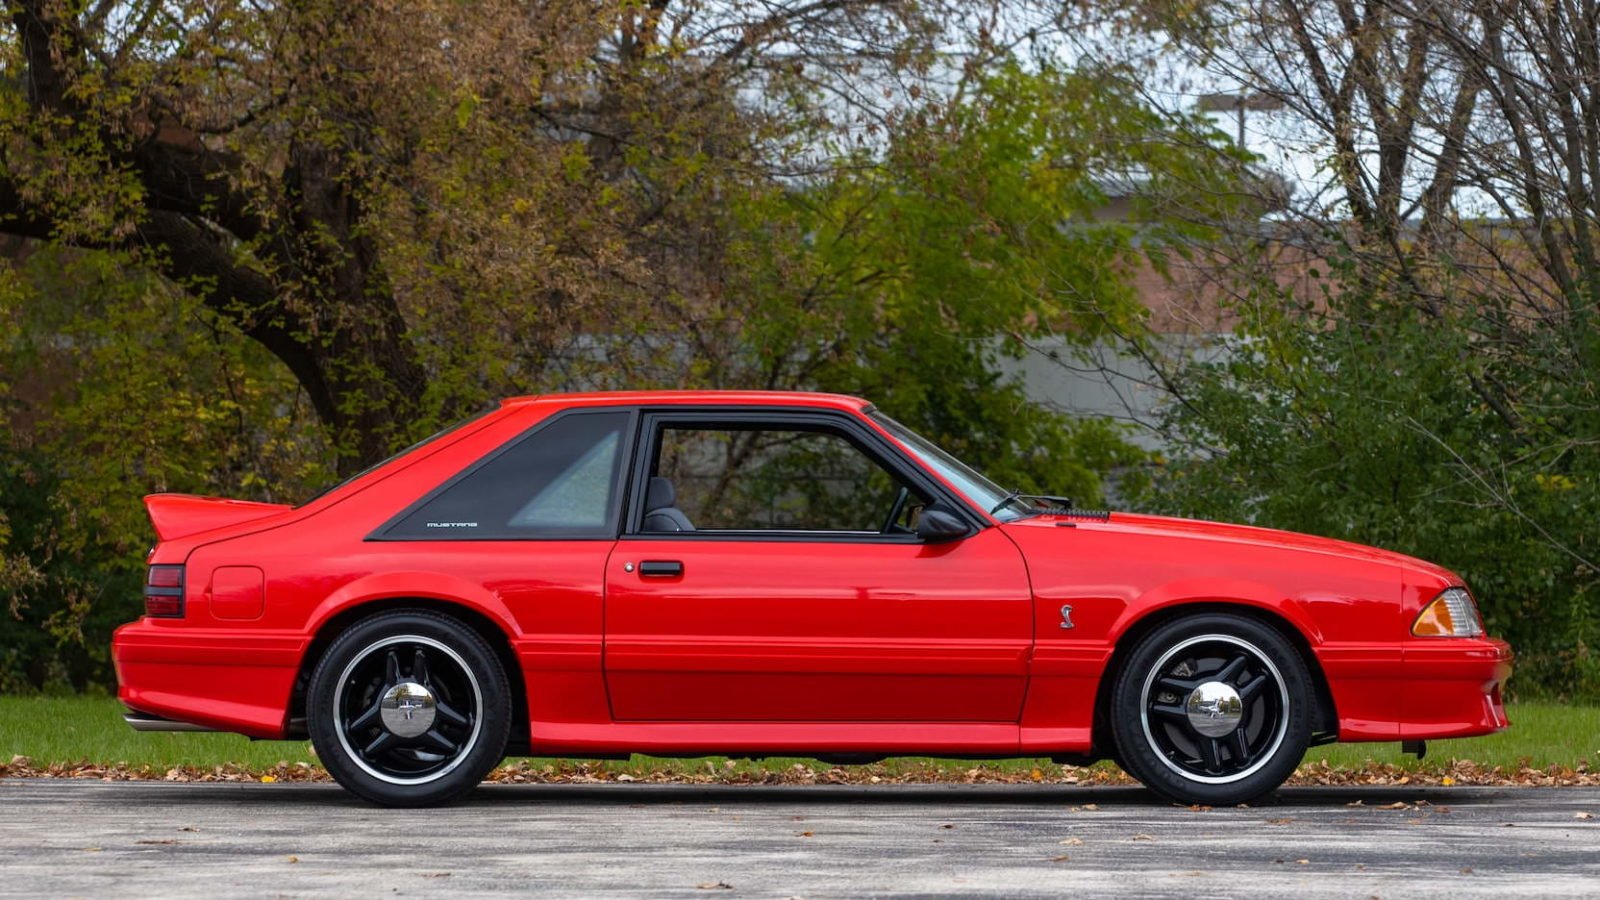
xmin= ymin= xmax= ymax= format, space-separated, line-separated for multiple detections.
xmin=1009 ymin=511 xmax=1460 ymax=584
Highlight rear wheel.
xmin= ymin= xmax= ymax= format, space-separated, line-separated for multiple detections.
xmin=1109 ymin=613 xmax=1312 ymax=805
xmin=308 ymin=610 xmax=511 ymax=806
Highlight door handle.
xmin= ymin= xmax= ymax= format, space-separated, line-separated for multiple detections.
xmin=638 ymin=560 xmax=684 ymax=577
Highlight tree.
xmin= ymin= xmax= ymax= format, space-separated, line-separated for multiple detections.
xmin=1 ymin=0 xmax=1051 ymax=470
xmin=2 ymin=2 xmax=1249 ymax=691
xmin=1105 ymin=0 xmax=1600 ymax=697
xmin=688 ymin=62 xmax=1246 ymax=499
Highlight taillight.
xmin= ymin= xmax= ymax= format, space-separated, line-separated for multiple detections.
xmin=144 ymin=565 xmax=185 ymax=618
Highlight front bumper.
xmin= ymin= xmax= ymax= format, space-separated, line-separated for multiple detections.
xmin=1400 ymin=637 xmax=1513 ymax=740
xmin=113 ymin=619 xmax=306 ymax=738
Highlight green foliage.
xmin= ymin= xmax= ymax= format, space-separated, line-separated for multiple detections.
xmin=0 ymin=246 xmax=328 ymax=692
xmin=664 ymin=64 xmax=1245 ymax=503
xmin=1155 ymin=266 xmax=1600 ymax=700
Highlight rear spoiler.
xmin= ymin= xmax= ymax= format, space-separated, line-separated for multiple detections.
xmin=143 ymin=493 xmax=292 ymax=542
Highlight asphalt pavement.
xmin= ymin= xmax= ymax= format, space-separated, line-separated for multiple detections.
xmin=1 ymin=779 xmax=1596 ymax=897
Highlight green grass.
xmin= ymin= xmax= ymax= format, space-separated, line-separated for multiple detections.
xmin=1 ymin=696 xmax=1594 ymax=775
xmin=0 ymin=696 xmax=315 ymax=770
xmin=1310 ymin=702 xmax=1597 ymax=771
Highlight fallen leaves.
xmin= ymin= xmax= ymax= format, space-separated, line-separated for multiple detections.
xmin=1 ymin=756 xmax=1596 ymax=788
xmin=0 ymin=759 xmax=325 ymax=784
xmin=1293 ymin=758 xmax=1599 ymax=788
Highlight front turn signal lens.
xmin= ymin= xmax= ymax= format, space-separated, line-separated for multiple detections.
xmin=1412 ymin=587 xmax=1484 ymax=637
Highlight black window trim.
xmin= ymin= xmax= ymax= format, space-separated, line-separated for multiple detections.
xmin=621 ymin=407 xmax=986 ymax=544
xmin=367 ymin=406 xmax=641 ymax=542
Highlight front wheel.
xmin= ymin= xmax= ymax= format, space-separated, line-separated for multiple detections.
xmin=1109 ymin=613 xmax=1312 ymax=805
xmin=308 ymin=610 xmax=511 ymax=807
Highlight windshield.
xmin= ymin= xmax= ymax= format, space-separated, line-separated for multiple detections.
xmin=867 ymin=410 xmax=1030 ymax=522
xmin=297 ymin=407 xmax=497 ymax=507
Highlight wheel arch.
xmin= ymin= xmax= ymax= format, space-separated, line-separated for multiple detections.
xmin=290 ymin=593 xmax=529 ymax=751
xmin=1092 ymin=600 xmax=1340 ymax=758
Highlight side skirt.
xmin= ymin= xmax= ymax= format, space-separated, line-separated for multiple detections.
xmin=526 ymin=721 xmax=1022 ymax=757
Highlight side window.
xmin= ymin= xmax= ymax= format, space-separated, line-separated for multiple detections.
xmin=644 ymin=424 xmax=928 ymax=534
xmin=386 ymin=412 xmax=628 ymax=539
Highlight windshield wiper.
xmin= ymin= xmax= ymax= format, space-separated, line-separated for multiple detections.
xmin=1020 ymin=493 xmax=1075 ymax=511
xmin=990 ymin=491 xmax=1077 ymax=517
xmin=989 ymin=490 xmax=1027 ymax=516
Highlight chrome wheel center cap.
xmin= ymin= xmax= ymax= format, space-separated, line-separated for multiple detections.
xmin=1185 ymin=681 xmax=1244 ymax=738
xmin=379 ymin=682 xmax=436 ymax=738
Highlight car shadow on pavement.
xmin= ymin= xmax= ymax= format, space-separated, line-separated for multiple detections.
xmin=20 ymin=779 xmax=1511 ymax=810
xmin=460 ymin=783 xmax=1501 ymax=810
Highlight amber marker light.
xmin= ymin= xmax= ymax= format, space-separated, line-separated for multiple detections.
xmin=1412 ymin=587 xmax=1485 ymax=637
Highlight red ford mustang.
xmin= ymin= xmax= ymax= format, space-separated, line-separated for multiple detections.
xmin=113 ymin=391 xmax=1512 ymax=806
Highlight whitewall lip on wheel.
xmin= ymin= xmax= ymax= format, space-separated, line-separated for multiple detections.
xmin=1138 ymin=633 xmax=1291 ymax=786
xmin=333 ymin=634 xmax=484 ymax=787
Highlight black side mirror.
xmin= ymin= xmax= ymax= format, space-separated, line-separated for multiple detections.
xmin=915 ymin=504 xmax=969 ymax=543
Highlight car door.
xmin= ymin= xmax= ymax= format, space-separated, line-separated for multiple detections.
xmin=602 ymin=408 xmax=1034 ymax=723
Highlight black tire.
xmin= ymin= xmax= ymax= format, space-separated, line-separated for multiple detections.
xmin=308 ymin=610 xmax=512 ymax=807
xmin=1109 ymin=612 xmax=1312 ymax=806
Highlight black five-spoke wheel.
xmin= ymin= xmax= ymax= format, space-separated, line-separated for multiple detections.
xmin=309 ymin=610 xmax=511 ymax=807
xmin=1140 ymin=635 xmax=1287 ymax=782
xmin=336 ymin=636 xmax=479 ymax=782
xmin=1110 ymin=613 xmax=1313 ymax=806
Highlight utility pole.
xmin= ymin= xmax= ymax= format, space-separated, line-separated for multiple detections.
xmin=1197 ymin=91 xmax=1285 ymax=149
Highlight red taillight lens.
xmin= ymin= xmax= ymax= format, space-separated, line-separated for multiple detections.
xmin=144 ymin=565 xmax=185 ymax=618
xmin=147 ymin=566 xmax=182 ymax=588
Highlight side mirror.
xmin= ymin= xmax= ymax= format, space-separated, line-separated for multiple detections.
xmin=915 ymin=504 xmax=970 ymax=543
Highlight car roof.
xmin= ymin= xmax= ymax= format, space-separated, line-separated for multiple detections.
xmin=502 ymin=390 xmax=872 ymax=413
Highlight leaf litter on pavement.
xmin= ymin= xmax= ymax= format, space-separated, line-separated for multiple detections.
xmin=3 ymin=753 xmax=1596 ymax=787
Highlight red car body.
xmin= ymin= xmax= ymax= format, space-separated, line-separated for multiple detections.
xmin=113 ymin=391 xmax=1511 ymax=802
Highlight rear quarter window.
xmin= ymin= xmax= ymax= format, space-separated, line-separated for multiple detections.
xmin=380 ymin=411 xmax=630 ymax=540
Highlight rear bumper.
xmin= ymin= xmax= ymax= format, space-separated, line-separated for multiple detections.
xmin=1399 ymin=637 xmax=1513 ymax=740
xmin=113 ymin=619 xmax=306 ymax=739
